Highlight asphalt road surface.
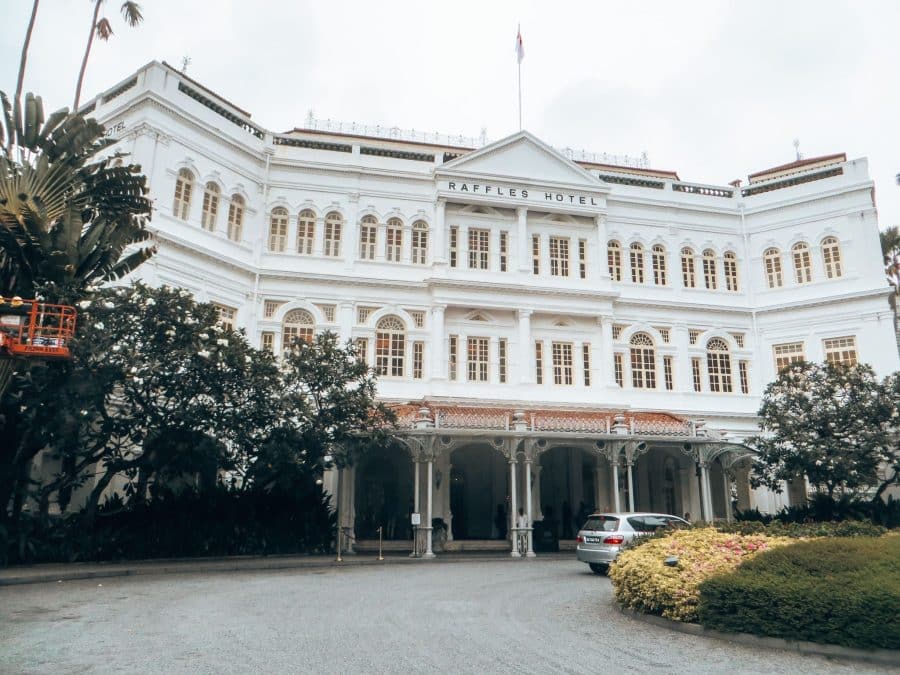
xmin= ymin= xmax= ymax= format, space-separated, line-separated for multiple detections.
xmin=0 ymin=558 xmax=892 ymax=674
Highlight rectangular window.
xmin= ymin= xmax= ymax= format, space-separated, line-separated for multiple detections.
xmin=532 ymin=234 xmax=541 ymax=275
xmin=552 ymin=342 xmax=574 ymax=385
xmin=724 ymin=255 xmax=739 ymax=291
xmin=630 ymin=246 xmax=645 ymax=284
xmin=499 ymin=231 xmax=509 ymax=272
xmin=449 ymin=335 xmax=458 ymax=381
xmin=413 ymin=341 xmax=424 ymax=379
xmin=227 ymin=201 xmax=244 ymax=241
xmin=386 ymin=226 xmax=402 ymax=262
xmin=213 ymin=304 xmax=236 ymax=331
xmin=355 ymin=337 xmax=368 ymax=365
xmin=823 ymin=336 xmax=858 ymax=366
xmin=663 ymin=355 xmax=674 ymax=391
xmin=263 ymin=300 xmax=283 ymax=318
xmin=499 ymin=338 xmax=508 ymax=384
xmin=578 ymin=239 xmax=587 ymax=279
xmin=411 ymin=226 xmax=428 ymax=264
xmin=449 ymin=226 xmax=458 ymax=268
xmin=467 ymin=337 xmax=489 ymax=382
xmin=408 ymin=310 xmax=425 ymax=328
xmin=297 ymin=218 xmax=314 ymax=255
xmin=549 ymin=236 xmax=570 ymax=277
xmin=269 ymin=219 xmax=287 ymax=253
xmin=324 ymin=219 xmax=341 ymax=257
xmin=582 ymin=343 xmax=591 ymax=386
xmin=535 ymin=341 xmax=544 ymax=384
xmin=261 ymin=331 xmax=274 ymax=353
xmin=612 ymin=324 xmax=624 ymax=340
xmin=730 ymin=332 xmax=745 ymax=348
xmin=739 ymin=360 xmax=749 ymax=394
xmin=773 ymin=341 xmax=805 ymax=371
xmin=357 ymin=306 xmax=376 ymax=325
xmin=468 ymin=228 xmax=489 ymax=270
xmin=703 ymin=256 xmax=717 ymax=290
xmin=689 ymin=329 xmax=701 ymax=345
xmin=359 ymin=224 xmax=376 ymax=260
xmin=656 ymin=327 xmax=670 ymax=344
xmin=314 ymin=304 xmax=336 ymax=323
xmin=691 ymin=358 xmax=702 ymax=392
xmin=613 ymin=353 xmax=623 ymax=387
xmin=681 ymin=250 xmax=696 ymax=288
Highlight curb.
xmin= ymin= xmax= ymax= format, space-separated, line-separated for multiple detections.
xmin=617 ymin=604 xmax=900 ymax=667
xmin=0 ymin=552 xmax=569 ymax=587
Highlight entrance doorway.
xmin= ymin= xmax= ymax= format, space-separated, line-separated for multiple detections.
xmin=354 ymin=445 xmax=413 ymax=540
xmin=449 ymin=444 xmax=507 ymax=540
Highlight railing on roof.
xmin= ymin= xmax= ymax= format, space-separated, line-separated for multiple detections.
xmin=559 ymin=147 xmax=649 ymax=170
xmin=672 ymin=182 xmax=734 ymax=198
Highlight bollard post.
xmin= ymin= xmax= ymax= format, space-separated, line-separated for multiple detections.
xmin=377 ymin=526 xmax=384 ymax=561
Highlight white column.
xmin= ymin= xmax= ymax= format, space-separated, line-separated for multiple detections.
xmin=509 ymin=455 xmax=520 ymax=557
xmin=458 ymin=332 xmax=468 ymax=382
xmin=411 ymin=459 xmax=420 ymax=556
xmin=433 ymin=198 xmax=446 ymax=265
xmin=699 ymin=463 xmax=710 ymax=521
xmin=611 ymin=460 xmax=621 ymax=512
xmin=424 ymin=459 xmax=435 ymax=558
xmin=532 ymin=462 xmax=543 ymax=520
xmin=344 ymin=194 xmax=359 ymax=269
xmin=286 ymin=213 xmax=298 ymax=253
xmin=517 ymin=310 xmax=533 ymax=384
xmin=574 ymin=340 xmax=584 ymax=386
xmin=489 ymin=336 xmax=500 ymax=384
xmin=525 ymin=458 xmax=535 ymax=557
xmin=445 ymin=461 xmax=454 ymax=540
xmin=595 ymin=214 xmax=610 ymax=280
xmin=376 ymin=221 xmax=386 ymax=262
xmin=313 ymin=216 xmax=325 ymax=256
xmin=431 ymin=305 xmax=446 ymax=380
xmin=673 ymin=324 xmax=692 ymax=392
xmin=723 ymin=471 xmax=733 ymax=522
xmin=338 ymin=302 xmax=353 ymax=344
xmin=401 ymin=223 xmax=413 ymax=264
xmin=626 ymin=460 xmax=635 ymax=512
xmin=599 ymin=316 xmax=616 ymax=387
xmin=516 ymin=206 xmax=529 ymax=272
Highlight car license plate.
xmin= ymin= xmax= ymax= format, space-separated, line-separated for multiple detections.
xmin=585 ymin=536 xmax=600 ymax=543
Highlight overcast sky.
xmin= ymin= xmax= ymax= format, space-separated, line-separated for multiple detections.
xmin=3 ymin=0 xmax=899 ymax=228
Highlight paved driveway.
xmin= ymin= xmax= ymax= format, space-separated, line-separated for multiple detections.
xmin=0 ymin=558 xmax=890 ymax=674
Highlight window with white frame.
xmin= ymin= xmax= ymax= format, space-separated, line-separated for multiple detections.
xmin=691 ymin=357 xmax=702 ymax=392
xmin=613 ymin=353 xmax=623 ymax=387
xmin=823 ymin=336 xmax=857 ymax=366
xmin=375 ymin=315 xmax=405 ymax=377
xmin=608 ymin=240 xmax=622 ymax=281
xmin=773 ymin=341 xmax=805 ymax=371
xmin=651 ymin=244 xmax=667 ymax=286
xmin=282 ymin=309 xmax=315 ymax=350
xmin=269 ymin=207 xmax=288 ymax=252
xmin=702 ymin=249 xmax=717 ymax=290
xmin=449 ymin=226 xmax=459 ymax=268
xmin=739 ymin=360 xmax=750 ymax=394
xmin=407 ymin=310 xmax=425 ymax=328
xmin=467 ymin=337 xmax=489 ymax=382
xmin=356 ymin=306 xmax=376 ymax=324
xmin=469 ymin=228 xmax=489 ymax=269
xmin=354 ymin=337 xmax=368 ymax=365
xmin=663 ymin=355 xmax=674 ymax=391
xmin=411 ymin=221 xmax=428 ymax=264
xmin=385 ymin=218 xmax=403 ymax=262
xmin=213 ymin=303 xmax=236 ymax=331
xmin=552 ymin=342 xmax=574 ymax=385
xmin=448 ymin=335 xmax=458 ymax=381
xmin=764 ymin=248 xmax=783 ymax=288
xmin=578 ymin=239 xmax=587 ymax=279
xmin=792 ymin=242 xmax=812 ymax=284
xmin=201 ymin=182 xmax=219 ymax=231
xmin=582 ymin=343 xmax=591 ymax=386
xmin=535 ymin=341 xmax=544 ymax=384
xmin=723 ymin=251 xmax=739 ymax=291
xmin=499 ymin=338 xmax=508 ymax=383
xmin=821 ymin=237 xmax=843 ymax=279
xmin=315 ymin=304 xmax=336 ymax=323
xmin=532 ymin=234 xmax=541 ymax=275
xmin=681 ymin=247 xmax=696 ymax=288
xmin=550 ymin=236 xmax=570 ymax=277
xmin=324 ymin=211 xmax=342 ymax=257
xmin=227 ymin=195 xmax=244 ymax=242
xmin=630 ymin=243 xmax=645 ymax=283
xmin=264 ymin=300 xmax=284 ymax=318
xmin=173 ymin=168 xmax=194 ymax=220
xmin=706 ymin=338 xmax=733 ymax=392
xmin=261 ymin=331 xmax=274 ymax=353
xmin=629 ymin=332 xmax=656 ymax=389
xmin=359 ymin=215 xmax=377 ymax=260
xmin=499 ymin=231 xmax=509 ymax=272
xmin=297 ymin=209 xmax=315 ymax=255
xmin=413 ymin=341 xmax=424 ymax=379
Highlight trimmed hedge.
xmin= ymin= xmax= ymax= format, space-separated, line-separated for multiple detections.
xmin=698 ymin=535 xmax=900 ymax=649
xmin=715 ymin=520 xmax=887 ymax=539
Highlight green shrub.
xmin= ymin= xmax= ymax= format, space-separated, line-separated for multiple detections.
xmin=698 ymin=535 xmax=900 ymax=649
xmin=715 ymin=520 xmax=887 ymax=539
xmin=608 ymin=527 xmax=792 ymax=622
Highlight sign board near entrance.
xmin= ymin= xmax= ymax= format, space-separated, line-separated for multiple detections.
xmin=442 ymin=180 xmax=602 ymax=207
xmin=410 ymin=513 xmax=421 ymax=526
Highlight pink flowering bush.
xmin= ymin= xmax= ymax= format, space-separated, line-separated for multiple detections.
xmin=608 ymin=527 xmax=792 ymax=622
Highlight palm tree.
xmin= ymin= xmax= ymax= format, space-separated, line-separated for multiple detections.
xmin=73 ymin=1 xmax=144 ymax=112
xmin=14 ymin=1 xmax=40 ymax=110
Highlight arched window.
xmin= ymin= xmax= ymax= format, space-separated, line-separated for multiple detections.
xmin=201 ymin=182 xmax=219 ymax=231
xmin=706 ymin=338 xmax=732 ymax=393
xmin=630 ymin=243 xmax=645 ymax=283
xmin=282 ymin=309 xmax=315 ymax=350
xmin=269 ymin=207 xmax=288 ymax=252
xmin=324 ymin=211 xmax=343 ymax=257
xmin=629 ymin=332 xmax=656 ymax=389
xmin=702 ymin=249 xmax=718 ymax=289
xmin=764 ymin=248 xmax=783 ymax=288
xmin=723 ymin=251 xmax=739 ymax=291
xmin=386 ymin=217 xmax=403 ymax=262
xmin=651 ymin=245 xmax=667 ymax=285
xmin=681 ymin=247 xmax=696 ymax=288
xmin=821 ymin=237 xmax=843 ymax=279
xmin=359 ymin=215 xmax=377 ymax=260
xmin=173 ymin=168 xmax=194 ymax=220
xmin=411 ymin=221 xmax=428 ymax=264
xmin=607 ymin=240 xmax=622 ymax=281
xmin=792 ymin=242 xmax=812 ymax=283
xmin=227 ymin=195 xmax=244 ymax=242
xmin=375 ymin=316 xmax=405 ymax=377
xmin=297 ymin=209 xmax=315 ymax=255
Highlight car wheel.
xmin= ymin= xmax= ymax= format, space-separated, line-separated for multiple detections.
xmin=589 ymin=563 xmax=608 ymax=575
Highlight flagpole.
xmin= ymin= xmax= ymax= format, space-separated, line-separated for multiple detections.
xmin=516 ymin=23 xmax=523 ymax=131
xmin=518 ymin=59 xmax=522 ymax=131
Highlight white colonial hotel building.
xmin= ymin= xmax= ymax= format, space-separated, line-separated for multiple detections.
xmin=85 ymin=61 xmax=899 ymax=556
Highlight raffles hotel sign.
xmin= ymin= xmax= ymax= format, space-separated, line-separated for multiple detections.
xmin=443 ymin=180 xmax=603 ymax=207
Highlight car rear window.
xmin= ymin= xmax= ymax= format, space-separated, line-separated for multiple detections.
xmin=581 ymin=516 xmax=619 ymax=532
xmin=627 ymin=516 xmax=678 ymax=532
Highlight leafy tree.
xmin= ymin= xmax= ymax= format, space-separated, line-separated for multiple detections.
xmin=751 ymin=361 xmax=898 ymax=500
xmin=73 ymin=1 xmax=144 ymax=111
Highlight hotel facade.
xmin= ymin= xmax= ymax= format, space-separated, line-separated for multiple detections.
xmin=85 ymin=61 xmax=899 ymax=556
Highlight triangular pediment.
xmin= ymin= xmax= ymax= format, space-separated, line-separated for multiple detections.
xmin=439 ymin=131 xmax=601 ymax=188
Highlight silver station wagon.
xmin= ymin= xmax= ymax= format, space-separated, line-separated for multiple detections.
xmin=575 ymin=512 xmax=688 ymax=575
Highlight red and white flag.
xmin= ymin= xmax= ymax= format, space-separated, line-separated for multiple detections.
xmin=515 ymin=26 xmax=525 ymax=64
